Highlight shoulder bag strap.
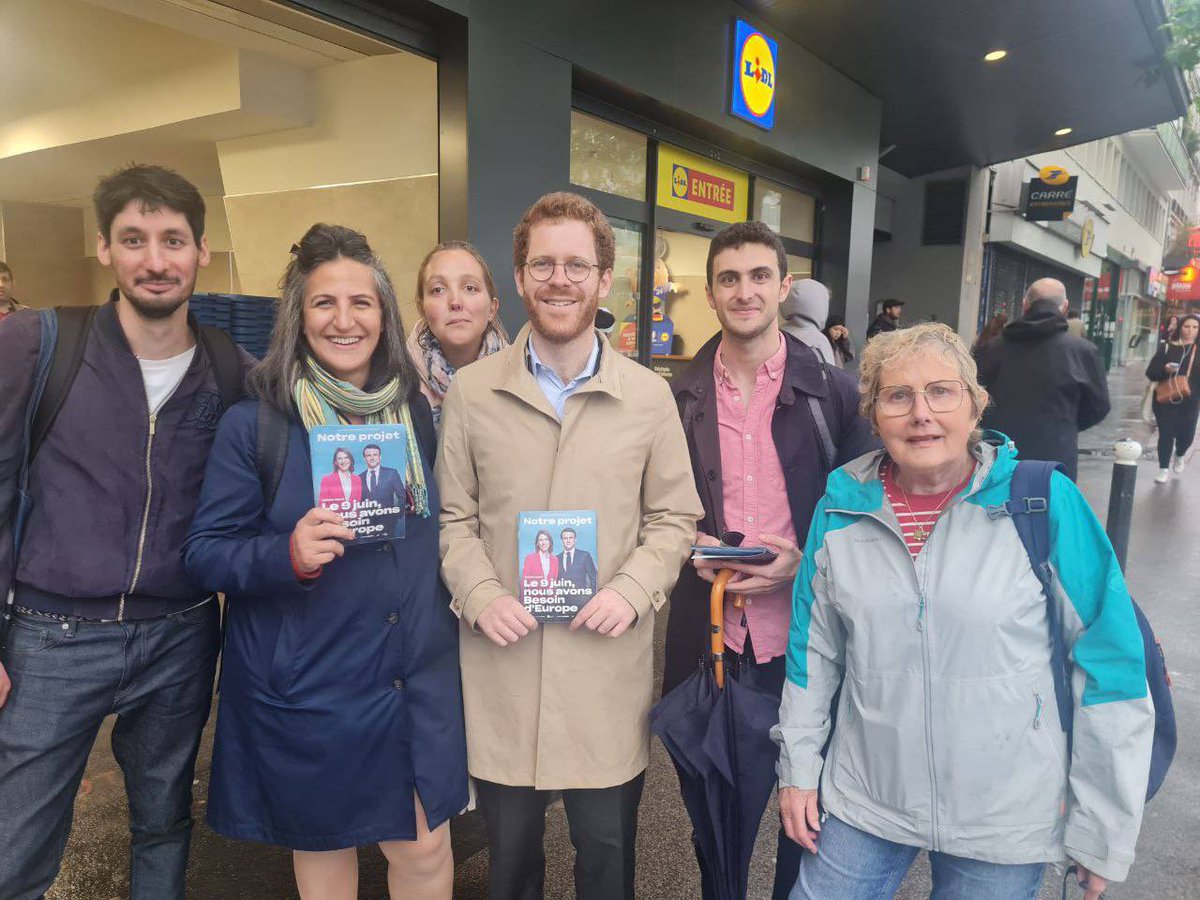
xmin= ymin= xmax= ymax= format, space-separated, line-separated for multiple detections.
xmin=255 ymin=401 xmax=292 ymax=513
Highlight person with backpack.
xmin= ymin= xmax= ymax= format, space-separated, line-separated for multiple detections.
xmin=0 ymin=164 xmax=254 ymax=900
xmin=183 ymin=224 xmax=466 ymax=899
xmin=663 ymin=221 xmax=876 ymax=899
xmin=773 ymin=323 xmax=1155 ymax=900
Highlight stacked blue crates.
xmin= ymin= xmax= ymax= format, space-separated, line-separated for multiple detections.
xmin=191 ymin=293 xmax=278 ymax=359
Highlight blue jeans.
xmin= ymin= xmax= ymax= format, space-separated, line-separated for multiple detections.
xmin=0 ymin=601 xmax=219 ymax=900
xmin=789 ymin=815 xmax=1045 ymax=900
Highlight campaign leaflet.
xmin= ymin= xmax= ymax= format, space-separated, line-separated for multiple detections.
xmin=309 ymin=425 xmax=408 ymax=543
xmin=517 ymin=510 xmax=598 ymax=623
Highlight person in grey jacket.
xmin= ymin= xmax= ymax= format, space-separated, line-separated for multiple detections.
xmin=779 ymin=278 xmax=836 ymax=366
xmin=773 ymin=323 xmax=1153 ymax=900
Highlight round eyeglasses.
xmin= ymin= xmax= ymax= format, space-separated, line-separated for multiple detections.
xmin=876 ymin=380 xmax=965 ymax=417
xmin=524 ymin=257 xmax=601 ymax=283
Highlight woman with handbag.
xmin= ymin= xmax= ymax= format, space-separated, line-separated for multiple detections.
xmin=1146 ymin=314 xmax=1200 ymax=483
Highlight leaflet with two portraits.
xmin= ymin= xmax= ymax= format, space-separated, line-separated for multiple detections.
xmin=518 ymin=510 xmax=599 ymax=623
xmin=310 ymin=425 xmax=408 ymax=542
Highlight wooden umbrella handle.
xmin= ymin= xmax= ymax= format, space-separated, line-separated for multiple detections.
xmin=711 ymin=569 xmax=733 ymax=689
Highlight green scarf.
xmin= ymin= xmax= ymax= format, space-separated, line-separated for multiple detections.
xmin=293 ymin=357 xmax=429 ymax=517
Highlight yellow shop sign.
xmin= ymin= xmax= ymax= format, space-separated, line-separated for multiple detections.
xmin=656 ymin=145 xmax=749 ymax=224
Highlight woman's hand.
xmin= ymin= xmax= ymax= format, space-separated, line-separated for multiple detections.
xmin=779 ymin=786 xmax=821 ymax=853
xmin=291 ymin=507 xmax=355 ymax=574
xmin=692 ymin=533 xmax=803 ymax=596
xmin=1074 ymin=863 xmax=1108 ymax=900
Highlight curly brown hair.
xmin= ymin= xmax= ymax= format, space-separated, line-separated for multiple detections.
xmin=512 ymin=192 xmax=615 ymax=273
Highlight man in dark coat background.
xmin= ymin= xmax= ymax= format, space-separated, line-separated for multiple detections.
xmin=974 ymin=277 xmax=1110 ymax=481
xmin=866 ymin=297 xmax=904 ymax=339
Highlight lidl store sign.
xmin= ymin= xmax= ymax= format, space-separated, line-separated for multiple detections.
xmin=731 ymin=20 xmax=777 ymax=130
xmin=657 ymin=144 xmax=749 ymax=224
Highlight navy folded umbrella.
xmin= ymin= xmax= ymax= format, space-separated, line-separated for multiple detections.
xmin=650 ymin=570 xmax=782 ymax=900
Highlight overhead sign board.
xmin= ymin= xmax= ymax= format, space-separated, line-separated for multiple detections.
xmin=1024 ymin=165 xmax=1078 ymax=221
xmin=656 ymin=144 xmax=749 ymax=224
xmin=730 ymin=19 xmax=777 ymax=130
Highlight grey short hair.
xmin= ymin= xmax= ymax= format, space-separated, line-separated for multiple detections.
xmin=858 ymin=322 xmax=989 ymax=443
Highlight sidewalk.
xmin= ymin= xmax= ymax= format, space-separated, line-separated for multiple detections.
xmin=46 ymin=361 xmax=1199 ymax=899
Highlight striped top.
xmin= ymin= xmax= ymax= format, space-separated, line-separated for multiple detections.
xmin=881 ymin=461 xmax=975 ymax=558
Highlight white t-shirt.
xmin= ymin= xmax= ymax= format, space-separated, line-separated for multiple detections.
xmin=138 ymin=346 xmax=196 ymax=415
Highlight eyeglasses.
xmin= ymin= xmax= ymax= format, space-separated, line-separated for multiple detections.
xmin=524 ymin=257 xmax=601 ymax=283
xmin=876 ymin=380 xmax=965 ymax=417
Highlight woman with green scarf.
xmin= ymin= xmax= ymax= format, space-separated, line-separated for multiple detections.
xmin=185 ymin=224 xmax=466 ymax=900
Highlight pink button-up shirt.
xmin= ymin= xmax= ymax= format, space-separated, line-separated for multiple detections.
xmin=713 ymin=335 xmax=797 ymax=663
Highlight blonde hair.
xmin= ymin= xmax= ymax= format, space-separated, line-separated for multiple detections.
xmin=858 ymin=322 xmax=988 ymax=441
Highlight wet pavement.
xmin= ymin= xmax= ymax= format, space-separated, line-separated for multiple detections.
xmin=40 ymin=360 xmax=1200 ymax=899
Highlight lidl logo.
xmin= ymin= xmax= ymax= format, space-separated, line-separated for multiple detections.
xmin=672 ymin=165 xmax=689 ymax=199
xmin=1039 ymin=165 xmax=1071 ymax=186
xmin=731 ymin=20 xmax=777 ymax=130
xmin=669 ymin=164 xmax=735 ymax=212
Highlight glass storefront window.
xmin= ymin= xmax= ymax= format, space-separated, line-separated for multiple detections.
xmin=651 ymin=228 xmax=719 ymax=377
xmin=570 ymin=111 xmax=648 ymax=202
xmin=607 ymin=218 xmax=643 ymax=358
xmin=753 ymin=178 xmax=816 ymax=243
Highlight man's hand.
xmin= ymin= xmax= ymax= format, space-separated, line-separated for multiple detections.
xmin=476 ymin=595 xmax=538 ymax=647
xmin=692 ymin=533 xmax=803 ymax=595
xmin=291 ymin=508 xmax=355 ymax=574
xmin=1074 ymin=863 xmax=1108 ymax=900
xmin=570 ymin=587 xmax=637 ymax=638
xmin=779 ymin=786 xmax=820 ymax=853
xmin=0 ymin=660 xmax=10 ymax=709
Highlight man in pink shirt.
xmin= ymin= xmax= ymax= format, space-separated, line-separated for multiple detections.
xmin=664 ymin=221 xmax=875 ymax=899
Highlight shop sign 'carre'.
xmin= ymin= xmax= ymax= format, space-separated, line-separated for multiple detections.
xmin=1023 ymin=164 xmax=1078 ymax=221
xmin=731 ymin=19 xmax=777 ymax=130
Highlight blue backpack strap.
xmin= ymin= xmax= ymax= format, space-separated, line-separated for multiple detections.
xmin=995 ymin=460 xmax=1074 ymax=737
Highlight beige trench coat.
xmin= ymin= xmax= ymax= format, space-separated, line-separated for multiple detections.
xmin=436 ymin=326 xmax=702 ymax=789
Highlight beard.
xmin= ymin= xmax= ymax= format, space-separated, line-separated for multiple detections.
xmin=523 ymin=282 xmax=599 ymax=344
xmin=118 ymin=273 xmax=196 ymax=320
xmin=716 ymin=304 xmax=775 ymax=342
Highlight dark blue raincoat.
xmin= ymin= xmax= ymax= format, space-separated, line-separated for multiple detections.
xmin=184 ymin=397 xmax=467 ymax=850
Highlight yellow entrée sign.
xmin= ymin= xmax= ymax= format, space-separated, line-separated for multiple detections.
xmin=656 ymin=145 xmax=749 ymax=224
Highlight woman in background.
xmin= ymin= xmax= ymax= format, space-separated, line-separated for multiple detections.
xmin=407 ymin=240 xmax=509 ymax=425
xmin=1147 ymin=313 xmax=1200 ymax=483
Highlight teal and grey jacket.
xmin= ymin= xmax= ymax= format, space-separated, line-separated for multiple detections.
xmin=772 ymin=438 xmax=1153 ymax=882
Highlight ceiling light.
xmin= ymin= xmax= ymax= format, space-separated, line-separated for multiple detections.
xmin=1055 ymin=127 xmax=1073 ymax=137
xmin=983 ymin=49 xmax=1008 ymax=62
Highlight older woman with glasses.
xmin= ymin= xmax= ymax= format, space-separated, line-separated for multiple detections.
xmin=773 ymin=323 xmax=1154 ymax=900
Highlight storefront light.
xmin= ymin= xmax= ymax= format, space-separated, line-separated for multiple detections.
xmin=983 ymin=49 xmax=1008 ymax=62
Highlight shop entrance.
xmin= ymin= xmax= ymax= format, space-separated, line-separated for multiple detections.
xmin=568 ymin=107 xmax=819 ymax=378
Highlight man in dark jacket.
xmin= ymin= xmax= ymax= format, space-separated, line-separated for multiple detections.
xmin=974 ymin=278 xmax=1110 ymax=481
xmin=866 ymin=297 xmax=903 ymax=339
xmin=0 ymin=164 xmax=254 ymax=900
xmin=663 ymin=221 xmax=876 ymax=900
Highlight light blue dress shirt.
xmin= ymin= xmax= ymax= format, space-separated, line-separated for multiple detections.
xmin=526 ymin=335 xmax=602 ymax=420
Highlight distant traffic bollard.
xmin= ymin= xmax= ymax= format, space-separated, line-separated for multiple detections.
xmin=1106 ymin=438 xmax=1142 ymax=573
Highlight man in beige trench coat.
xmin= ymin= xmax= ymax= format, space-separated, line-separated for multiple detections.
xmin=437 ymin=192 xmax=702 ymax=900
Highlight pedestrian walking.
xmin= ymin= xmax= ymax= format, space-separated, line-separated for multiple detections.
xmin=865 ymin=298 xmax=903 ymax=340
xmin=1159 ymin=314 xmax=1180 ymax=347
xmin=184 ymin=224 xmax=466 ymax=899
xmin=0 ymin=261 xmax=25 ymax=322
xmin=973 ymin=310 xmax=1008 ymax=350
xmin=823 ymin=315 xmax=855 ymax=368
xmin=974 ymin=278 xmax=1110 ymax=480
xmin=663 ymin=220 xmax=875 ymax=899
xmin=1146 ymin=313 xmax=1200 ymax=484
xmin=0 ymin=164 xmax=254 ymax=900
xmin=406 ymin=239 xmax=509 ymax=428
xmin=774 ymin=323 xmax=1154 ymax=900
xmin=779 ymin=277 xmax=836 ymax=366
xmin=436 ymin=191 xmax=702 ymax=900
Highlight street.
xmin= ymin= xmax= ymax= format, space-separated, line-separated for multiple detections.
xmin=43 ymin=362 xmax=1198 ymax=900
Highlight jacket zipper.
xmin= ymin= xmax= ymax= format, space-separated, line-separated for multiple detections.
xmin=915 ymin=544 xmax=941 ymax=850
xmin=119 ymin=412 xmax=156 ymax=621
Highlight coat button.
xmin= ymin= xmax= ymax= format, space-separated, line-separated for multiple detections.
xmin=387 ymin=612 xmax=399 ymax=625
xmin=393 ymin=679 xmax=405 ymax=691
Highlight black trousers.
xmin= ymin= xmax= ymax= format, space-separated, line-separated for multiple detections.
xmin=690 ymin=633 xmax=802 ymax=900
xmin=1153 ymin=399 xmax=1200 ymax=467
xmin=475 ymin=771 xmax=646 ymax=900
